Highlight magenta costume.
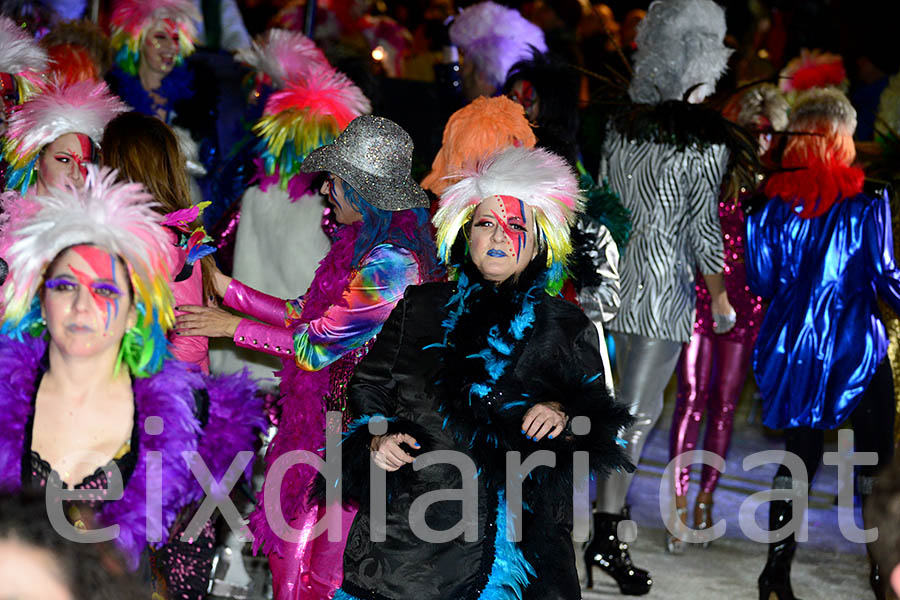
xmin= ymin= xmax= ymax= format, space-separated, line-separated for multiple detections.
xmin=226 ymin=216 xmax=431 ymax=600
xmin=670 ymin=194 xmax=764 ymax=496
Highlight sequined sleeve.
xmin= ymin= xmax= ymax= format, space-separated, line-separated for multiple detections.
xmin=292 ymin=245 xmax=420 ymax=371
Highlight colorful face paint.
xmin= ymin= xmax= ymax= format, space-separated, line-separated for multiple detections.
xmin=489 ymin=194 xmax=529 ymax=263
xmin=68 ymin=246 xmax=123 ymax=331
xmin=73 ymin=133 xmax=94 ymax=178
xmin=0 ymin=72 xmax=18 ymax=114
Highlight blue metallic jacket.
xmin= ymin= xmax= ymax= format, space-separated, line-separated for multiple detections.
xmin=746 ymin=191 xmax=900 ymax=429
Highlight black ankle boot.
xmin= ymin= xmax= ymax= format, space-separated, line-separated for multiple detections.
xmin=758 ymin=498 xmax=803 ymax=600
xmin=583 ymin=507 xmax=652 ymax=596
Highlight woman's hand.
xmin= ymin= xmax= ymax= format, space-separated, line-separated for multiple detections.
xmin=210 ymin=263 xmax=232 ymax=298
xmin=521 ymin=402 xmax=567 ymax=441
xmin=175 ymin=305 xmax=241 ymax=338
xmin=371 ymin=433 xmax=420 ymax=471
xmin=710 ymin=294 xmax=736 ymax=334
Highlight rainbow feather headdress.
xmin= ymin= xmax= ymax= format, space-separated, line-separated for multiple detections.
xmin=254 ymin=62 xmax=371 ymax=194
xmin=2 ymin=78 xmax=128 ymax=195
xmin=0 ymin=16 xmax=48 ymax=103
xmin=434 ymin=146 xmax=583 ymax=293
xmin=1 ymin=165 xmax=175 ymax=376
xmin=109 ymin=0 xmax=200 ymax=75
xmin=236 ymin=28 xmax=329 ymax=91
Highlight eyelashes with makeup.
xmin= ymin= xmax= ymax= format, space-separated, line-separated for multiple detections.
xmin=45 ymin=278 xmax=123 ymax=298
xmin=474 ymin=218 xmax=526 ymax=232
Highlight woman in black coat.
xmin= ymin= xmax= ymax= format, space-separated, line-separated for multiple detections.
xmin=329 ymin=146 xmax=634 ymax=600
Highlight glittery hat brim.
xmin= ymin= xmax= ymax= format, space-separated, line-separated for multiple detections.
xmin=300 ymin=142 xmax=429 ymax=211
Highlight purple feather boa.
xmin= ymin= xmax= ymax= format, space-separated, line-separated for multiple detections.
xmin=0 ymin=334 xmax=264 ymax=570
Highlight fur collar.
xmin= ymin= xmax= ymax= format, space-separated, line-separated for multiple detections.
xmin=0 ymin=334 xmax=262 ymax=570
xmin=764 ymin=160 xmax=865 ymax=218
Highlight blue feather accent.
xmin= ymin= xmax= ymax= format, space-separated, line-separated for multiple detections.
xmin=332 ymin=590 xmax=364 ymax=600
xmin=584 ymin=372 xmax=602 ymax=385
xmin=480 ymin=490 xmax=535 ymax=599
xmin=470 ymin=383 xmax=491 ymax=398
xmin=498 ymin=401 xmax=529 ymax=412
xmin=615 ymin=436 xmax=627 ymax=447
xmin=486 ymin=325 xmax=513 ymax=356
xmin=186 ymin=244 xmax=217 ymax=265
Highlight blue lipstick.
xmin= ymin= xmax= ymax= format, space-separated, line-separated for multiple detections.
xmin=486 ymin=249 xmax=507 ymax=257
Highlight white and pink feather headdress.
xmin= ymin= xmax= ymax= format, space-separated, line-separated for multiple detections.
xmin=2 ymin=166 xmax=174 ymax=374
xmin=449 ymin=1 xmax=547 ymax=90
xmin=434 ymin=146 xmax=583 ymax=290
xmin=2 ymin=78 xmax=128 ymax=194
xmin=236 ymin=28 xmax=329 ymax=90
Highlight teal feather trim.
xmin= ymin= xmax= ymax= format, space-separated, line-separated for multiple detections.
xmin=480 ymin=490 xmax=536 ymax=599
xmin=579 ymin=172 xmax=632 ymax=248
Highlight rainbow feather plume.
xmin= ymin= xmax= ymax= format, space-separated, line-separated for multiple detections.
xmin=253 ymin=63 xmax=370 ymax=190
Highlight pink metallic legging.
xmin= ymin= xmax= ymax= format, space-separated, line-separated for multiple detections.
xmin=669 ymin=333 xmax=754 ymax=496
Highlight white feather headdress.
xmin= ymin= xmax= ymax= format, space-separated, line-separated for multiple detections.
xmin=629 ymin=0 xmax=732 ymax=104
xmin=3 ymin=165 xmax=174 ymax=343
xmin=434 ymin=146 xmax=583 ymax=283
xmin=0 ymin=15 xmax=48 ymax=75
xmin=3 ymin=78 xmax=128 ymax=194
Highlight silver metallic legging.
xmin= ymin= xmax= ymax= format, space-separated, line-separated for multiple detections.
xmin=595 ymin=332 xmax=682 ymax=513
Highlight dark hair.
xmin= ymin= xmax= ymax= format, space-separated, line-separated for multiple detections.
xmin=0 ymin=492 xmax=144 ymax=599
xmin=502 ymin=48 xmax=581 ymax=167
xmin=101 ymin=111 xmax=216 ymax=302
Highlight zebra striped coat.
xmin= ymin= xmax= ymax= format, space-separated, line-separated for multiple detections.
xmin=600 ymin=128 xmax=729 ymax=343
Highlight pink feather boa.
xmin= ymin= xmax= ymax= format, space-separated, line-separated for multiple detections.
xmin=248 ymin=221 xmax=361 ymax=556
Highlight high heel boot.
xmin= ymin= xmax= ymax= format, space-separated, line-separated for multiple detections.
xmin=757 ymin=498 xmax=803 ymax=600
xmin=583 ymin=507 xmax=652 ymax=595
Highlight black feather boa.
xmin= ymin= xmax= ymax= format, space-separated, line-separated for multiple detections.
xmin=426 ymin=263 xmax=635 ymax=514
xmin=609 ymin=97 xmax=761 ymax=199
xmin=319 ymin=262 xmax=634 ymax=516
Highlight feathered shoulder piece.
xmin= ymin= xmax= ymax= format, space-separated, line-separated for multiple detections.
xmin=3 ymin=78 xmax=127 ymax=194
xmin=236 ymin=28 xmax=328 ymax=90
xmin=0 ymin=16 xmax=47 ymax=101
xmin=253 ymin=62 xmax=370 ymax=193
xmin=2 ymin=166 xmax=174 ymax=376
xmin=609 ymin=97 xmax=760 ymax=198
xmin=434 ymin=146 xmax=583 ymax=292
xmin=109 ymin=0 xmax=200 ymax=75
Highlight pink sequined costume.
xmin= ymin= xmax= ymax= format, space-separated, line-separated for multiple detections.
xmin=670 ymin=193 xmax=764 ymax=496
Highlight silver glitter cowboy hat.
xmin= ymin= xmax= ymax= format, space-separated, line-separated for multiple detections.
xmin=300 ymin=115 xmax=429 ymax=210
